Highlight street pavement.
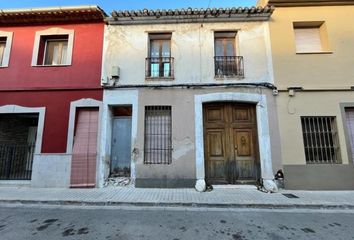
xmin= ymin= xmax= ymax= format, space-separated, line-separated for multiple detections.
xmin=1 ymin=186 xmax=354 ymax=209
xmin=0 ymin=204 xmax=353 ymax=240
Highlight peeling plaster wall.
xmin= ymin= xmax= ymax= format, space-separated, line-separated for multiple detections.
xmin=102 ymin=22 xmax=273 ymax=85
xmin=103 ymin=88 xmax=282 ymax=184
xmin=101 ymin=21 xmax=279 ymax=187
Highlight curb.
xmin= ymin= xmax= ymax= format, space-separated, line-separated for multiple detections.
xmin=0 ymin=199 xmax=353 ymax=210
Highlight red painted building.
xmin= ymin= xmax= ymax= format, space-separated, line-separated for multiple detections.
xmin=0 ymin=6 xmax=106 ymax=188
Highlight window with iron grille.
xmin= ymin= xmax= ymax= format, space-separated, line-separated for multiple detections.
xmin=301 ymin=116 xmax=341 ymax=164
xmin=146 ymin=33 xmax=174 ymax=79
xmin=144 ymin=106 xmax=172 ymax=164
xmin=214 ymin=31 xmax=243 ymax=78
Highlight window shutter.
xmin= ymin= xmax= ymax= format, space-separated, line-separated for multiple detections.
xmin=70 ymin=108 xmax=99 ymax=187
xmin=294 ymin=28 xmax=322 ymax=53
xmin=346 ymin=108 xmax=354 ymax=163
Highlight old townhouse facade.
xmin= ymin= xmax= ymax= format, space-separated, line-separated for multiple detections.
xmin=3 ymin=2 xmax=352 ymax=191
xmin=99 ymin=7 xmax=282 ymax=191
xmin=258 ymin=0 xmax=354 ymax=189
xmin=0 ymin=6 xmax=106 ymax=188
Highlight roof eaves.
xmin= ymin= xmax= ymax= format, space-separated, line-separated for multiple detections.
xmin=109 ymin=6 xmax=274 ymax=25
xmin=267 ymin=0 xmax=354 ymax=7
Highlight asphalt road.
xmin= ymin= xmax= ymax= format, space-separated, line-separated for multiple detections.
xmin=0 ymin=205 xmax=353 ymax=240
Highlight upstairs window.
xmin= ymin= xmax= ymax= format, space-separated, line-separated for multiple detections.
xmin=0 ymin=37 xmax=6 ymax=66
xmin=40 ymin=35 xmax=68 ymax=65
xmin=293 ymin=22 xmax=330 ymax=53
xmin=0 ymin=31 xmax=13 ymax=67
xmin=215 ymin=32 xmax=236 ymax=57
xmin=32 ymin=28 xmax=74 ymax=66
xmin=146 ymin=33 xmax=174 ymax=79
xmin=214 ymin=31 xmax=243 ymax=78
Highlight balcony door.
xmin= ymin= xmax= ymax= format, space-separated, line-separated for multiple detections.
xmin=215 ymin=36 xmax=235 ymax=57
xmin=148 ymin=33 xmax=171 ymax=78
xmin=214 ymin=32 xmax=243 ymax=77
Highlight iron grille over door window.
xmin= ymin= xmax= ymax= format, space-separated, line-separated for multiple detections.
xmin=301 ymin=116 xmax=341 ymax=164
xmin=144 ymin=106 xmax=172 ymax=164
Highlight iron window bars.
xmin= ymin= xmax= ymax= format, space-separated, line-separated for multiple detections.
xmin=144 ymin=106 xmax=172 ymax=164
xmin=0 ymin=143 xmax=35 ymax=180
xmin=301 ymin=116 xmax=341 ymax=164
xmin=145 ymin=57 xmax=174 ymax=78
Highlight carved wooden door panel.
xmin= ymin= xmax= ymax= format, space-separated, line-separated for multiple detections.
xmin=203 ymin=104 xmax=229 ymax=184
xmin=230 ymin=104 xmax=259 ymax=183
xmin=204 ymin=103 xmax=259 ymax=184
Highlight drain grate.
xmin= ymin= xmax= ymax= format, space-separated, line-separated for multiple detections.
xmin=282 ymin=193 xmax=299 ymax=199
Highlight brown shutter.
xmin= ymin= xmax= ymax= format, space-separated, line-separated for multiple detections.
xmin=70 ymin=108 xmax=99 ymax=188
xmin=346 ymin=108 xmax=354 ymax=162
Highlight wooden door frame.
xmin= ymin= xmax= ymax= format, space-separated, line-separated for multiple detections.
xmin=194 ymin=92 xmax=276 ymax=191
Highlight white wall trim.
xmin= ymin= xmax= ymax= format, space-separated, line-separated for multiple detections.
xmin=66 ymin=98 xmax=103 ymax=187
xmin=31 ymin=27 xmax=74 ymax=66
xmin=0 ymin=31 xmax=13 ymax=67
xmin=99 ymin=90 xmax=139 ymax=187
xmin=263 ymin=22 xmax=275 ymax=84
xmin=66 ymin=98 xmax=103 ymax=154
xmin=194 ymin=92 xmax=274 ymax=189
xmin=0 ymin=105 xmax=45 ymax=154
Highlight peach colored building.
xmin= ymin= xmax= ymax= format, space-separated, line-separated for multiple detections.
xmin=258 ymin=0 xmax=354 ymax=189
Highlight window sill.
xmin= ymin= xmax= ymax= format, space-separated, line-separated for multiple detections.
xmin=0 ymin=65 xmax=8 ymax=68
xmin=145 ymin=77 xmax=174 ymax=81
xmin=32 ymin=64 xmax=71 ymax=67
xmin=296 ymin=51 xmax=333 ymax=55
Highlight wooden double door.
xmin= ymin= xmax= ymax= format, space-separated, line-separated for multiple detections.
xmin=203 ymin=103 xmax=260 ymax=184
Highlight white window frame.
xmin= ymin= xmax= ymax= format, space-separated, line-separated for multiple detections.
xmin=31 ymin=28 xmax=74 ymax=66
xmin=0 ymin=31 xmax=13 ymax=67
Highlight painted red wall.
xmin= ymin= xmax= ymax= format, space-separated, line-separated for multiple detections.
xmin=0 ymin=23 xmax=104 ymax=89
xmin=0 ymin=90 xmax=102 ymax=153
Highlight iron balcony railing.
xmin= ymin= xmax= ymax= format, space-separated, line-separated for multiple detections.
xmin=214 ymin=56 xmax=244 ymax=78
xmin=0 ymin=143 xmax=35 ymax=180
xmin=146 ymin=57 xmax=174 ymax=79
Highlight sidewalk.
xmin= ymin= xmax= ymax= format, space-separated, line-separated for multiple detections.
xmin=0 ymin=186 xmax=354 ymax=209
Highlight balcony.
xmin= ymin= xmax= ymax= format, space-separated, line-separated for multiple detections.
xmin=214 ymin=56 xmax=244 ymax=78
xmin=145 ymin=57 xmax=174 ymax=79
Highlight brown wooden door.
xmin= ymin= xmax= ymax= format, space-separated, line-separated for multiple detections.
xmin=203 ymin=103 xmax=259 ymax=184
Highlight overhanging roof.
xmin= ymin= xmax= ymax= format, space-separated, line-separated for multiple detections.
xmin=109 ymin=6 xmax=274 ymax=25
xmin=0 ymin=6 xmax=107 ymax=26
xmin=267 ymin=0 xmax=354 ymax=7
